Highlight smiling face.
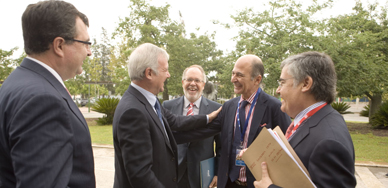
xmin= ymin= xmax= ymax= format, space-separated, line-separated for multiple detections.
xmin=276 ymin=65 xmax=304 ymax=118
xmin=182 ymin=67 xmax=205 ymax=103
xmin=231 ymin=57 xmax=261 ymax=99
xmin=152 ymin=56 xmax=170 ymax=95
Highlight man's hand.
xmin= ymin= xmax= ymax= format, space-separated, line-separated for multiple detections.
xmin=209 ymin=175 xmax=217 ymax=188
xmin=253 ymin=162 xmax=273 ymax=188
xmin=208 ymin=107 xmax=221 ymax=123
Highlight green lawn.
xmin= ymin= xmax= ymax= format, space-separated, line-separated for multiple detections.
xmin=351 ymin=133 xmax=388 ymax=163
xmin=89 ymin=125 xmax=113 ymax=145
xmin=87 ymin=120 xmax=388 ymax=164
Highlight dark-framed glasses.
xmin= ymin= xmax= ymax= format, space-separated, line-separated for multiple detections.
xmin=69 ymin=39 xmax=92 ymax=48
xmin=183 ymin=78 xmax=203 ymax=83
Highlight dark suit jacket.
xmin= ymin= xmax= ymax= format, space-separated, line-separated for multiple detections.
xmin=163 ymin=96 xmax=221 ymax=188
xmin=174 ymin=91 xmax=291 ymax=188
xmin=0 ymin=58 xmax=95 ymax=188
xmin=113 ymin=85 xmax=208 ymax=188
xmin=270 ymin=105 xmax=356 ymax=188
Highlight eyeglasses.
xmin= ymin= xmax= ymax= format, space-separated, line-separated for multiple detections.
xmin=183 ymin=78 xmax=203 ymax=83
xmin=69 ymin=39 xmax=92 ymax=48
xmin=277 ymin=77 xmax=294 ymax=88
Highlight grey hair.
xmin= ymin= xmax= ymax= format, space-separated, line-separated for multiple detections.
xmin=182 ymin=65 xmax=207 ymax=83
xmin=127 ymin=43 xmax=169 ymax=81
xmin=280 ymin=51 xmax=337 ymax=104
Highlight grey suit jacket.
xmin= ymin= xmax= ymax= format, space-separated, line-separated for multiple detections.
xmin=163 ymin=96 xmax=221 ymax=188
xmin=113 ymin=86 xmax=208 ymax=188
xmin=174 ymin=91 xmax=291 ymax=188
xmin=270 ymin=105 xmax=356 ymax=188
xmin=0 ymin=58 xmax=95 ymax=188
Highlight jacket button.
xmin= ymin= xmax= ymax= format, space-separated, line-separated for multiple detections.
xmin=171 ymin=157 xmax=175 ymax=161
xmin=173 ymin=177 xmax=177 ymax=182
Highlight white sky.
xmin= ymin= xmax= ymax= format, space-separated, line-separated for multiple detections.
xmin=1 ymin=0 xmax=386 ymax=58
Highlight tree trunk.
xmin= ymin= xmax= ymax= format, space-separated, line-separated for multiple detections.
xmin=163 ymin=80 xmax=169 ymax=101
xmin=366 ymin=93 xmax=382 ymax=124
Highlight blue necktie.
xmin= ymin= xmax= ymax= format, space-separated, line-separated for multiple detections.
xmin=229 ymin=100 xmax=249 ymax=182
xmin=154 ymin=99 xmax=169 ymax=139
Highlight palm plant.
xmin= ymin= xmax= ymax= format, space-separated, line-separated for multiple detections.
xmin=92 ymin=98 xmax=120 ymax=125
xmin=331 ymin=102 xmax=352 ymax=114
xmin=371 ymin=102 xmax=388 ymax=128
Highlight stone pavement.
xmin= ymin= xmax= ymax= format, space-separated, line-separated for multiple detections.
xmin=92 ymin=145 xmax=388 ymax=188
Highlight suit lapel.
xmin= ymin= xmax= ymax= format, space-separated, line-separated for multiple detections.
xmin=227 ymin=98 xmax=239 ymax=156
xmin=248 ymin=92 xmax=267 ymax=145
xmin=174 ymin=97 xmax=184 ymax=115
xmin=128 ymin=86 xmax=173 ymax=152
xmin=289 ymin=105 xmax=333 ymax=148
xmin=198 ymin=97 xmax=210 ymax=114
xmin=20 ymin=59 xmax=88 ymax=129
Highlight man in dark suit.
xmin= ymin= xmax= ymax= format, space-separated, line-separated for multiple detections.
xmin=174 ymin=55 xmax=291 ymax=188
xmin=0 ymin=1 xmax=95 ymax=187
xmin=254 ymin=52 xmax=356 ymax=188
xmin=163 ymin=65 xmax=221 ymax=188
xmin=112 ymin=43 xmax=220 ymax=188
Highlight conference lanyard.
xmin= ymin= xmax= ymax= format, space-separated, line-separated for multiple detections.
xmin=290 ymin=102 xmax=327 ymax=136
xmin=236 ymin=87 xmax=261 ymax=145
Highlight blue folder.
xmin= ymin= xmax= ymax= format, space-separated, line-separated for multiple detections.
xmin=200 ymin=157 xmax=215 ymax=188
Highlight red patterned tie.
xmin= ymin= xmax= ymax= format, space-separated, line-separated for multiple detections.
xmin=186 ymin=103 xmax=194 ymax=116
xmin=285 ymin=121 xmax=295 ymax=139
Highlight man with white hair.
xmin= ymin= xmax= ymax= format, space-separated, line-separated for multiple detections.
xmin=112 ymin=43 xmax=220 ymax=188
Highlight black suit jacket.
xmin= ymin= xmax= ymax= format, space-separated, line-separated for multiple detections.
xmin=174 ymin=91 xmax=291 ymax=188
xmin=163 ymin=96 xmax=221 ymax=188
xmin=0 ymin=58 xmax=95 ymax=188
xmin=113 ymin=85 xmax=208 ymax=188
xmin=270 ymin=105 xmax=356 ymax=188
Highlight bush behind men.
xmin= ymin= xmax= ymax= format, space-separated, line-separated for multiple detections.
xmin=0 ymin=1 xmax=95 ymax=187
xmin=163 ymin=65 xmax=221 ymax=188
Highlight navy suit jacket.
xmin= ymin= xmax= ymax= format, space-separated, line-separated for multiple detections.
xmin=163 ymin=96 xmax=221 ymax=188
xmin=0 ymin=58 xmax=95 ymax=188
xmin=113 ymin=86 xmax=208 ymax=188
xmin=174 ymin=90 xmax=291 ymax=188
xmin=270 ymin=105 xmax=356 ymax=188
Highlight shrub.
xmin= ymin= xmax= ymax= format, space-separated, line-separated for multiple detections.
xmin=360 ymin=105 xmax=369 ymax=117
xmin=331 ymin=102 xmax=352 ymax=114
xmin=370 ymin=101 xmax=388 ymax=128
xmin=92 ymin=98 xmax=120 ymax=125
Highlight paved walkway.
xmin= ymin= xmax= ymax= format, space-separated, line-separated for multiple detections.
xmin=85 ymin=102 xmax=388 ymax=188
xmin=92 ymin=145 xmax=388 ymax=188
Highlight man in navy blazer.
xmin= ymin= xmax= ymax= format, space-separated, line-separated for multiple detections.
xmin=112 ymin=43 xmax=220 ymax=188
xmin=174 ymin=55 xmax=291 ymax=188
xmin=254 ymin=52 xmax=356 ymax=188
xmin=0 ymin=1 xmax=95 ymax=188
xmin=163 ymin=65 xmax=221 ymax=188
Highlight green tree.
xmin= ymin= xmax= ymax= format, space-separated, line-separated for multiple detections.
xmin=113 ymin=0 xmax=222 ymax=100
xmin=322 ymin=1 xmax=388 ymax=120
xmin=226 ymin=0 xmax=333 ymax=94
xmin=0 ymin=47 xmax=18 ymax=85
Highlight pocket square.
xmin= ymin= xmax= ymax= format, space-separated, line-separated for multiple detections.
xmin=260 ymin=123 xmax=267 ymax=127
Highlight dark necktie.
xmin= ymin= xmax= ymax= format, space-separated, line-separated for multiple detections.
xmin=229 ymin=100 xmax=249 ymax=182
xmin=154 ymin=99 xmax=168 ymax=138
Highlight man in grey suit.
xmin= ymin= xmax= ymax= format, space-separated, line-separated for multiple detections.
xmin=254 ymin=52 xmax=356 ymax=188
xmin=163 ymin=65 xmax=221 ymax=188
xmin=0 ymin=1 xmax=95 ymax=187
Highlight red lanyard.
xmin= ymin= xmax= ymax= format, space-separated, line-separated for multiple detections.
xmin=290 ymin=102 xmax=327 ymax=135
